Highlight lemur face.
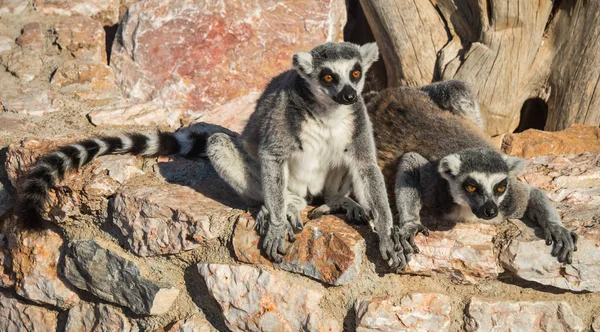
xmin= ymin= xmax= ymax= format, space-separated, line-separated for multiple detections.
xmin=292 ymin=42 xmax=379 ymax=107
xmin=438 ymin=148 xmax=525 ymax=220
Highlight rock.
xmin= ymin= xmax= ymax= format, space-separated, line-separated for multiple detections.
xmin=0 ymin=182 xmax=13 ymax=218
xmin=402 ymin=223 xmax=499 ymax=285
xmin=63 ymin=238 xmax=180 ymax=315
xmin=198 ymin=264 xmax=339 ymax=332
xmin=112 ymin=182 xmax=239 ymax=256
xmin=0 ymin=0 xmax=28 ymax=15
xmin=10 ymin=229 xmax=81 ymax=309
xmin=110 ymin=0 xmax=346 ymax=123
xmin=0 ymin=289 xmax=58 ymax=332
xmin=160 ymin=314 xmax=212 ymax=332
xmin=5 ymin=138 xmax=144 ymax=222
xmin=87 ymin=101 xmax=183 ymax=129
xmin=2 ymin=87 xmax=62 ymax=116
xmin=0 ymin=35 xmax=13 ymax=53
xmin=518 ymin=153 xmax=600 ymax=205
xmin=500 ymin=217 xmax=600 ymax=292
xmin=51 ymin=61 xmax=122 ymax=103
xmin=16 ymin=22 xmax=43 ymax=52
xmin=5 ymin=47 xmax=43 ymax=82
xmin=355 ymin=294 xmax=452 ymax=332
xmin=465 ymin=298 xmax=584 ymax=331
xmin=32 ymin=0 xmax=120 ymax=25
xmin=0 ymin=232 xmax=14 ymax=288
xmin=53 ymin=16 xmax=106 ymax=63
xmin=502 ymin=124 xmax=600 ymax=158
xmin=232 ymin=211 xmax=365 ymax=286
xmin=65 ymin=302 xmax=134 ymax=332
xmin=183 ymin=91 xmax=259 ymax=133
xmin=592 ymin=317 xmax=600 ymax=332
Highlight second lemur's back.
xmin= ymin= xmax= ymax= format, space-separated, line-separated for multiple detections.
xmin=368 ymin=87 xmax=493 ymax=165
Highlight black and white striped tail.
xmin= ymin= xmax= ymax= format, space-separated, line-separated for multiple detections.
xmin=16 ymin=130 xmax=208 ymax=229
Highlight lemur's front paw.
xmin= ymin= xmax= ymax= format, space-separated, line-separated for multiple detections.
xmin=379 ymin=235 xmax=403 ymax=271
xmin=544 ymin=224 xmax=578 ymax=264
xmin=261 ymin=222 xmax=295 ymax=264
xmin=342 ymin=201 xmax=370 ymax=224
xmin=391 ymin=222 xmax=430 ymax=270
xmin=287 ymin=208 xmax=304 ymax=234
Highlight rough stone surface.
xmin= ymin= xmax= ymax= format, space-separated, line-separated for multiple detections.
xmin=503 ymin=124 xmax=600 ymax=158
xmin=53 ymin=16 xmax=106 ymax=63
xmin=183 ymin=91 xmax=259 ymax=133
xmin=465 ymin=298 xmax=585 ymax=332
xmin=110 ymin=0 xmax=346 ymax=123
xmin=16 ymin=22 xmax=44 ymax=52
xmin=112 ymin=182 xmax=239 ymax=256
xmin=87 ymin=101 xmax=183 ymax=129
xmin=51 ymin=60 xmax=121 ymax=103
xmin=161 ymin=314 xmax=212 ymax=332
xmin=10 ymin=229 xmax=80 ymax=309
xmin=33 ymin=0 xmax=120 ymax=25
xmin=593 ymin=317 xmax=600 ymax=332
xmin=402 ymin=223 xmax=499 ymax=285
xmin=198 ymin=264 xmax=339 ymax=332
xmin=0 ymin=231 xmax=14 ymax=288
xmin=65 ymin=302 xmax=134 ymax=332
xmin=63 ymin=238 xmax=180 ymax=315
xmin=2 ymin=87 xmax=62 ymax=116
xmin=0 ymin=289 xmax=58 ymax=332
xmin=355 ymin=294 xmax=452 ymax=332
xmin=0 ymin=35 xmax=13 ymax=53
xmin=5 ymin=47 xmax=43 ymax=82
xmin=0 ymin=182 xmax=12 ymax=218
xmin=0 ymin=0 xmax=29 ymax=15
xmin=232 ymin=211 xmax=365 ymax=286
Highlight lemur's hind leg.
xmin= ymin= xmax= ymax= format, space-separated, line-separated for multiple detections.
xmin=421 ymin=80 xmax=484 ymax=129
xmin=309 ymin=166 xmax=369 ymax=224
xmin=206 ymin=133 xmax=263 ymax=203
xmin=393 ymin=152 xmax=430 ymax=270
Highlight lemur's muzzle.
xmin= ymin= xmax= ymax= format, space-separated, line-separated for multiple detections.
xmin=475 ymin=201 xmax=498 ymax=220
xmin=334 ymin=85 xmax=357 ymax=105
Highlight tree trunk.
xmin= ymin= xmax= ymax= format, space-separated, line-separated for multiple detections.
xmin=359 ymin=0 xmax=600 ymax=135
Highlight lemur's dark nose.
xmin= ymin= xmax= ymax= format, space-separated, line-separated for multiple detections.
xmin=343 ymin=91 xmax=356 ymax=103
xmin=484 ymin=206 xmax=498 ymax=218
xmin=337 ymin=85 xmax=357 ymax=105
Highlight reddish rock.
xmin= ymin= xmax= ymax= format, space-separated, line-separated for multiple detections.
xmin=198 ymin=264 xmax=339 ymax=332
xmin=0 ymin=0 xmax=28 ymax=15
xmin=0 ymin=289 xmax=58 ymax=332
xmin=233 ymin=211 xmax=365 ymax=286
xmin=160 ymin=314 xmax=212 ymax=332
xmin=110 ymin=0 xmax=346 ymax=123
xmin=16 ymin=22 xmax=43 ymax=52
xmin=53 ymin=16 xmax=106 ymax=63
xmin=465 ymin=298 xmax=584 ymax=331
xmin=87 ymin=101 xmax=183 ymax=129
xmin=0 ymin=231 xmax=14 ymax=288
xmin=190 ymin=91 xmax=260 ymax=133
xmin=5 ymin=47 xmax=43 ymax=82
xmin=355 ymin=294 xmax=452 ymax=332
xmin=402 ymin=223 xmax=499 ymax=285
xmin=0 ymin=35 xmax=13 ymax=53
xmin=32 ymin=0 xmax=120 ymax=25
xmin=65 ymin=302 xmax=134 ymax=332
xmin=2 ymin=87 xmax=62 ymax=116
xmin=502 ymin=124 xmax=600 ymax=158
xmin=10 ymin=229 xmax=81 ymax=309
xmin=112 ymin=182 xmax=240 ymax=256
xmin=51 ymin=61 xmax=122 ymax=103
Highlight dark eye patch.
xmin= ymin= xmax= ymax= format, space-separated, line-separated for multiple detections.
xmin=463 ymin=177 xmax=481 ymax=193
xmin=349 ymin=63 xmax=362 ymax=83
xmin=494 ymin=179 xmax=508 ymax=195
xmin=319 ymin=68 xmax=339 ymax=86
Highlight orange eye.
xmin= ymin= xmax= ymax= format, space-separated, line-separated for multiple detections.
xmin=352 ymin=70 xmax=361 ymax=79
xmin=323 ymin=74 xmax=333 ymax=83
xmin=466 ymin=185 xmax=477 ymax=192
xmin=497 ymin=186 xmax=506 ymax=193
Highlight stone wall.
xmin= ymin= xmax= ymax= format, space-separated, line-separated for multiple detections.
xmin=0 ymin=1 xmax=599 ymax=331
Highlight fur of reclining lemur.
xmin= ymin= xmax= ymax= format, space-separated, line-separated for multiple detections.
xmin=369 ymin=81 xmax=578 ymax=270
xmin=15 ymin=41 xmax=405 ymax=269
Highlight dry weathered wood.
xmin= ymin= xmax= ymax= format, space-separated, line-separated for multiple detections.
xmin=360 ymin=0 xmax=600 ymax=134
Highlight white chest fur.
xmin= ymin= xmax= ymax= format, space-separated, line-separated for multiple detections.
xmin=287 ymin=106 xmax=355 ymax=197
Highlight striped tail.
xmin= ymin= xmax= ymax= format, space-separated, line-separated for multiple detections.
xmin=16 ymin=130 xmax=208 ymax=230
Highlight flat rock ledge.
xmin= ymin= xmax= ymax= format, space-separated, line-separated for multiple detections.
xmin=65 ymin=302 xmax=134 ymax=332
xmin=63 ymin=238 xmax=179 ymax=315
xmin=198 ymin=264 xmax=339 ymax=332
xmin=355 ymin=293 xmax=452 ymax=332
xmin=403 ymin=223 xmax=500 ymax=284
xmin=0 ymin=289 xmax=58 ymax=332
xmin=232 ymin=211 xmax=365 ymax=286
xmin=465 ymin=298 xmax=585 ymax=331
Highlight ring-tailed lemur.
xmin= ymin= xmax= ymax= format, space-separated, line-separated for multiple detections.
xmin=205 ymin=42 xmax=401 ymax=267
xmin=368 ymin=81 xmax=578 ymax=270
xmin=14 ymin=42 xmax=403 ymax=269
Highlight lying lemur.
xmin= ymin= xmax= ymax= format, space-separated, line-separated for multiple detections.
xmin=14 ymin=42 xmax=404 ymax=269
xmin=369 ymin=81 xmax=578 ymax=270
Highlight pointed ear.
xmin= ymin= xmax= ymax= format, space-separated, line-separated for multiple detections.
xmin=502 ymin=155 xmax=526 ymax=176
xmin=438 ymin=154 xmax=461 ymax=179
xmin=359 ymin=42 xmax=379 ymax=69
xmin=292 ymin=52 xmax=313 ymax=75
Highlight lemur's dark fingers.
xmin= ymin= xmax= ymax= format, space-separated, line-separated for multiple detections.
xmin=396 ymin=251 xmax=408 ymax=271
xmin=287 ymin=227 xmax=296 ymax=243
xmin=417 ymin=224 xmax=430 ymax=237
xmin=408 ymin=236 xmax=420 ymax=254
xmin=558 ymin=240 xmax=572 ymax=263
xmin=544 ymin=229 xmax=553 ymax=245
xmin=551 ymin=237 xmax=563 ymax=257
xmin=401 ymin=238 xmax=413 ymax=254
xmin=288 ymin=213 xmax=303 ymax=234
xmin=388 ymin=251 xmax=402 ymax=270
xmin=277 ymin=238 xmax=287 ymax=256
xmin=571 ymin=232 xmax=579 ymax=251
xmin=391 ymin=228 xmax=402 ymax=251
